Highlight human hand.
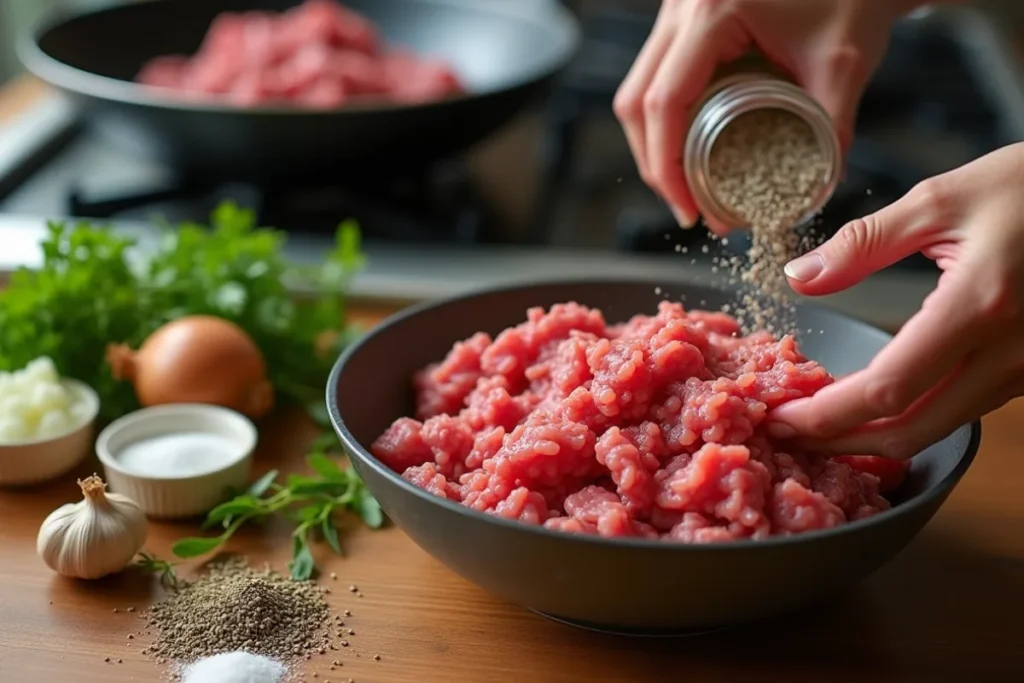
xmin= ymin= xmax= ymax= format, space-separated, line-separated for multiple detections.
xmin=613 ymin=0 xmax=902 ymax=230
xmin=767 ymin=142 xmax=1024 ymax=459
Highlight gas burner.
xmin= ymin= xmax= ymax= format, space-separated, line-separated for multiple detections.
xmin=65 ymin=160 xmax=496 ymax=245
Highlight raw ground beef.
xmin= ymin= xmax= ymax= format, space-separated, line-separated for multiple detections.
xmin=136 ymin=0 xmax=463 ymax=108
xmin=372 ymin=301 xmax=910 ymax=542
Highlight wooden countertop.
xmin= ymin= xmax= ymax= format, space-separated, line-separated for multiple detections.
xmin=2 ymin=75 xmax=1023 ymax=683
xmin=0 ymin=304 xmax=1022 ymax=683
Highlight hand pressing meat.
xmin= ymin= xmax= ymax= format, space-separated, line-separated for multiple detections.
xmin=135 ymin=0 xmax=463 ymax=108
xmin=769 ymin=142 xmax=1024 ymax=461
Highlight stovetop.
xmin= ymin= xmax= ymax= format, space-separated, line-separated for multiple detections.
xmin=1 ymin=4 xmax=1021 ymax=330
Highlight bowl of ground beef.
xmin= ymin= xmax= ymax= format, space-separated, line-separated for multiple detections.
xmin=326 ymin=279 xmax=980 ymax=634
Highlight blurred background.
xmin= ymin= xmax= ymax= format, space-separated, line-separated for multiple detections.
xmin=2 ymin=0 xmax=1024 ymax=330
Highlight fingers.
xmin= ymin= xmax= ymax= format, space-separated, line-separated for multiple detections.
xmin=614 ymin=1 xmax=749 ymax=229
xmin=798 ymin=42 xmax=871 ymax=152
xmin=788 ymin=347 xmax=1020 ymax=459
xmin=784 ymin=177 xmax=956 ymax=296
xmin=613 ymin=4 xmax=679 ymax=189
xmin=769 ymin=269 xmax=985 ymax=439
xmin=643 ymin=12 xmax=743 ymax=228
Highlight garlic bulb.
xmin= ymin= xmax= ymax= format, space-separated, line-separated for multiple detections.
xmin=37 ymin=474 xmax=149 ymax=579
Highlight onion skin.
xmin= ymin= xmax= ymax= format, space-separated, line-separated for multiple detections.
xmin=107 ymin=315 xmax=274 ymax=419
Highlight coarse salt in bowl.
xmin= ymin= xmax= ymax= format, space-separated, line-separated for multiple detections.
xmin=0 ymin=357 xmax=101 ymax=486
xmin=95 ymin=403 xmax=258 ymax=519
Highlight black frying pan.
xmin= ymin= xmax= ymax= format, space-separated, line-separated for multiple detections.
xmin=18 ymin=0 xmax=581 ymax=184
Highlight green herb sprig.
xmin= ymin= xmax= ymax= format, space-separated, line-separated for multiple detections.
xmin=133 ymin=552 xmax=180 ymax=590
xmin=0 ymin=201 xmax=364 ymax=422
xmin=172 ymin=435 xmax=385 ymax=580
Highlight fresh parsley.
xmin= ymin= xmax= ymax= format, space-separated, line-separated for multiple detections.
xmin=172 ymin=433 xmax=386 ymax=580
xmin=0 ymin=200 xmax=364 ymax=422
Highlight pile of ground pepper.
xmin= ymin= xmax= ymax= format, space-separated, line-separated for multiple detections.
xmin=142 ymin=557 xmax=331 ymax=667
xmin=707 ymin=107 xmax=829 ymax=335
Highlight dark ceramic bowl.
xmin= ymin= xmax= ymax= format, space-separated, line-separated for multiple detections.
xmin=326 ymin=279 xmax=980 ymax=634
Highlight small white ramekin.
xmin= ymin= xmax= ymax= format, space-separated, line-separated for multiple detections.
xmin=0 ymin=379 xmax=100 ymax=486
xmin=95 ymin=403 xmax=258 ymax=519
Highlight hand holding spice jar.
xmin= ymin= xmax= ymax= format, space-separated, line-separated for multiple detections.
xmin=614 ymin=0 xmax=931 ymax=230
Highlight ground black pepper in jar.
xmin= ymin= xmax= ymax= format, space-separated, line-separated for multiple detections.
xmin=683 ymin=57 xmax=842 ymax=232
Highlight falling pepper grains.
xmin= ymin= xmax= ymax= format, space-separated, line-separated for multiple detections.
xmin=344 ymin=610 xmax=352 ymax=617
xmin=348 ymin=585 xmax=357 ymax=593
xmin=374 ymin=655 xmax=381 ymax=661
xmin=330 ymin=573 xmax=337 ymax=580
xmin=706 ymin=108 xmax=830 ymax=336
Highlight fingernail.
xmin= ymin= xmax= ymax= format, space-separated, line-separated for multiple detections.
xmin=784 ymin=252 xmax=824 ymax=282
xmin=768 ymin=422 xmax=797 ymax=439
xmin=671 ymin=206 xmax=697 ymax=229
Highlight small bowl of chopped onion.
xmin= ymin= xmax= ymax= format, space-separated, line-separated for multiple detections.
xmin=0 ymin=357 xmax=100 ymax=486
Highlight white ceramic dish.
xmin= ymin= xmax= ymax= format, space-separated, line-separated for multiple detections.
xmin=95 ymin=403 xmax=258 ymax=519
xmin=0 ymin=379 xmax=100 ymax=486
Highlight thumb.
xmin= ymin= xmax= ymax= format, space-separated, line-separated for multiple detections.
xmin=784 ymin=180 xmax=950 ymax=296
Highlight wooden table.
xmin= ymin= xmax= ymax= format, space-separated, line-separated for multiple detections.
xmin=2 ymin=76 xmax=1024 ymax=683
xmin=1 ymin=304 xmax=1023 ymax=683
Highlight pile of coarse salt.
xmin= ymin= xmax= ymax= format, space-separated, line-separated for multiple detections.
xmin=182 ymin=651 xmax=286 ymax=683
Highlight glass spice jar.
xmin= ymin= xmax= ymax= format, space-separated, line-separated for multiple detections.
xmin=683 ymin=57 xmax=842 ymax=230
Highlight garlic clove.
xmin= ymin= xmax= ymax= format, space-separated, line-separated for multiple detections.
xmin=37 ymin=475 xmax=149 ymax=580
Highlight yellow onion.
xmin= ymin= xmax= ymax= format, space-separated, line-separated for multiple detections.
xmin=107 ymin=315 xmax=274 ymax=419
